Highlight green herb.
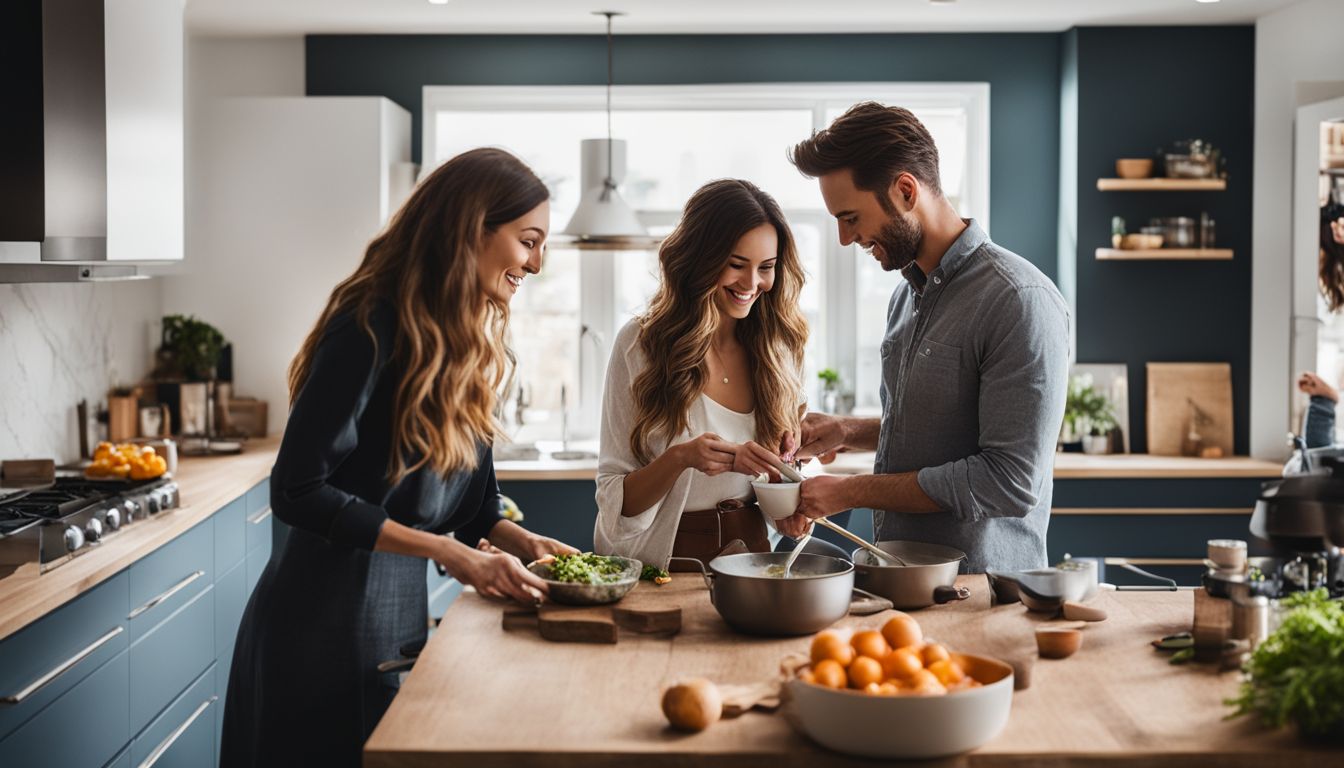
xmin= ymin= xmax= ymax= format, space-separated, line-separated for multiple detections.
xmin=157 ymin=314 xmax=227 ymax=381
xmin=641 ymin=564 xmax=671 ymax=584
xmin=547 ymin=553 xmax=627 ymax=585
xmin=1226 ymin=589 xmax=1344 ymax=738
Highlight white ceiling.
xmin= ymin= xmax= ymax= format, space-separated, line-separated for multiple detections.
xmin=185 ymin=0 xmax=1296 ymax=36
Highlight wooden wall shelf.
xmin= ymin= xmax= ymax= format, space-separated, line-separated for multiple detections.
xmin=1096 ymin=248 xmax=1233 ymax=261
xmin=1096 ymin=178 xmax=1227 ymax=191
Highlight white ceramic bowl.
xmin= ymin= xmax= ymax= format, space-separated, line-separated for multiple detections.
xmin=751 ymin=480 xmax=801 ymax=520
xmin=782 ymin=653 xmax=1014 ymax=759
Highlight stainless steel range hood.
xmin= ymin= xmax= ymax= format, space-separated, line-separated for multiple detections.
xmin=0 ymin=0 xmax=184 ymax=282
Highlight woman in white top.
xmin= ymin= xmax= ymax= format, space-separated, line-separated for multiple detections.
xmin=594 ymin=179 xmax=810 ymax=568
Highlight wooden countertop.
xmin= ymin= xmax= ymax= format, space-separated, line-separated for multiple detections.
xmin=497 ymin=451 xmax=1285 ymax=482
xmin=365 ymin=576 xmax=1326 ymax=767
xmin=0 ymin=438 xmax=281 ymax=642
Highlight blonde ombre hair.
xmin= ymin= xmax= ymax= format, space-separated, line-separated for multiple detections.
xmin=288 ymin=148 xmax=548 ymax=481
xmin=630 ymin=179 xmax=808 ymax=464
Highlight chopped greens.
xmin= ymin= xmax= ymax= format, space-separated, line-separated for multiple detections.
xmin=1226 ymin=589 xmax=1344 ymax=738
xmin=641 ymin=564 xmax=671 ymax=585
xmin=546 ymin=553 xmax=628 ymax=585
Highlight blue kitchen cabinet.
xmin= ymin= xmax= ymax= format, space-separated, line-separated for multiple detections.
xmin=0 ymin=572 xmax=129 ymax=743
xmin=213 ymin=496 xmax=247 ymax=576
xmin=0 ymin=648 xmax=130 ymax=768
xmin=131 ymin=664 xmax=217 ymax=768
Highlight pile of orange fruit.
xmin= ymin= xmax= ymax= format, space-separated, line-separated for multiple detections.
xmin=87 ymin=442 xmax=168 ymax=480
xmin=797 ymin=612 xmax=982 ymax=696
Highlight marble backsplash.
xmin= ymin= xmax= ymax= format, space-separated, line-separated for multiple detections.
xmin=0 ymin=281 xmax=162 ymax=463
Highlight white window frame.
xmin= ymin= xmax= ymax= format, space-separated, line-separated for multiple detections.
xmin=423 ymin=83 xmax=990 ymax=439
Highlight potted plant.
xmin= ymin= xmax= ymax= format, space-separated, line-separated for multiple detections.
xmin=818 ymin=368 xmax=841 ymax=414
xmin=1227 ymin=589 xmax=1344 ymax=743
xmin=156 ymin=314 xmax=227 ymax=381
xmin=1062 ymin=375 xmax=1116 ymax=454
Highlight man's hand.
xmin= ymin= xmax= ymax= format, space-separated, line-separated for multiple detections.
xmin=797 ymin=474 xmax=852 ymax=520
xmin=1299 ymin=371 xmax=1340 ymax=404
xmin=796 ymin=412 xmax=847 ymax=461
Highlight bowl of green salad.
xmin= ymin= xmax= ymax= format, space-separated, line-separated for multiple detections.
xmin=527 ymin=552 xmax=643 ymax=605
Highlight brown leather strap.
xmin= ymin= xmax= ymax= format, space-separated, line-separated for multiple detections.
xmin=670 ymin=499 xmax=770 ymax=571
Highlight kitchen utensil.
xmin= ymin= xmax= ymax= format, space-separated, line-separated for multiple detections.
xmin=751 ymin=480 xmax=801 ymax=521
xmin=814 ymin=517 xmax=907 ymax=565
xmin=670 ymin=551 xmax=855 ymax=636
xmin=1035 ymin=627 xmax=1082 ymax=659
xmin=765 ymin=455 xmax=806 ymax=484
xmin=783 ymin=527 xmax=811 ymax=577
xmin=1119 ymin=233 xmax=1163 ymax=250
xmin=1207 ymin=538 xmax=1247 ymax=570
xmin=987 ymin=565 xmax=1099 ymax=612
xmin=782 ymin=652 xmax=1014 ymax=759
xmin=1115 ymin=158 xmax=1153 ymax=179
xmin=850 ymin=540 xmax=969 ymax=610
xmin=524 ymin=556 xmax=642 ymax=606
xmin=1147 ymin=216 xmax=1197 ymax=248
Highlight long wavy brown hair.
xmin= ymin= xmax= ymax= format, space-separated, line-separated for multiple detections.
xmin=630 ymin=179 xmax=808 ymax=464
xmin=288 ymin=147 xmax=548 ymax=481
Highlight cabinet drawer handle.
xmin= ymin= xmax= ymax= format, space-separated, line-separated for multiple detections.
xmin=128 ymin=570 xmax=205 ymax=620
xmin=0 ymin=625 xmax=124 ymax=705
xmin=138 ymin=694 xmax=217 ymax=768
xmin=247 ymin=506 xmax=271 ymax=525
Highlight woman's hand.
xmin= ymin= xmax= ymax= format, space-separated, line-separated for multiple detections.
xmin=437 ymin=540 xmax=549 ymax=603
xmin=1299 ymin=371 xmax=1340 ymax=403
xmin=731 ymin=440 xmax=782 ymax=481
xmin=675 ymin=433 xmax=738 ymax=476
xmin=483 ymin=519 xmax=579 ymax=563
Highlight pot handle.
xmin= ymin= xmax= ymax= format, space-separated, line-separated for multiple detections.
xmin=849 ymin=587 xmax=894 ymax=615
xmin=934 ymin=584 xmax=971 ymax=604
xmin=668 ymin=557 xmax=715 ymax=591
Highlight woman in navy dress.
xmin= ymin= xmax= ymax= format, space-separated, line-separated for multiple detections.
xmin=221 ymin=148 xmax=576 ymax=767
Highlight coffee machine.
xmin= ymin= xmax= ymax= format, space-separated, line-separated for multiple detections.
xmin=1247 ymin=452 xmax=1344 ymax=598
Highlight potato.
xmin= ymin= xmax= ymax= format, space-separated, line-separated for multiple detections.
xmin=661 ymin=678 xmax=722 ymax=732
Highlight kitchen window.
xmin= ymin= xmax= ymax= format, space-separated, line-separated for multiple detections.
xmin=424 ymin=83 xmax=989 ymax=444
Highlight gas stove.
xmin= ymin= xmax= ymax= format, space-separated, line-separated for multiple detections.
xmin=0 ymin=475 xmax=179 ymax=572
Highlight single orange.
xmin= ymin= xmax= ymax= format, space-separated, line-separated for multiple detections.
xmin=927 ymin=659 xmax=965 ymax=686
xmin=909 ymin=668 xmax=947 ymax=696
xmin=847 ymin=655 xmax=884 ymax=689
xmin=877 ymin=681 xmax=902 ymax=696
xmin=880 ymin=646 xmax=924 ymax=681
xmin=810 ymin=630 xmax=855 ymax=667
xmin=862 ymin=681 xmax=883 ymax=696
xmin=920 ymin=642 xmax=951 ymax=666
xmin=850 ymin=629 xmax=891 ymax=660
xmin=881 ymin=612 xmax=924 ymax=650
xmin=812 ymin=659 xmax=848 ymax=689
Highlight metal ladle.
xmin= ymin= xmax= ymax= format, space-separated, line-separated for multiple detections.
xmin=814 ymin=517 xmax=909 ymax=567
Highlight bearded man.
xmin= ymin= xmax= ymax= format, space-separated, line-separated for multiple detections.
xmin=778 ymin=102 xmax=1070 ymax=572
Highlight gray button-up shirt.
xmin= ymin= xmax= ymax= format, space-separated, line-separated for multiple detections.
xmin=874 ymin=219 xmax=1069 ymax=572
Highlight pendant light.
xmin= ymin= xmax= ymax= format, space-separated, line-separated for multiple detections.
xmin=557 ymin=11 xmax=661 ymax=250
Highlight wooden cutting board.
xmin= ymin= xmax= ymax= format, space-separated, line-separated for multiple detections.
xmin=1145 ymin=362 xmax=1233 ymax=456
xmin=502 ymin=580 xmax=686 ymax=644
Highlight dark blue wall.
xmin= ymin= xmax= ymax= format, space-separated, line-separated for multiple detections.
xmin=305 ymin=33 xmax=1062 ymax=281
xmin=1070 ymin=26 xmax=1254 ymax=454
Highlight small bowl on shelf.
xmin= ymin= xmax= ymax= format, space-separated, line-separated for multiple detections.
xmin=1119 ymin=233 xmax=1163 ymax=250
xmin=1115 ymin=158 xmax=1154 ymax=179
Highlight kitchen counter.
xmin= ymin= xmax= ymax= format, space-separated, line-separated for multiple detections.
xmin=365 ymin=575 xmax=1327 ymax=767
xmin=0 ymin=438 xmax=281 ymax=641
xmin=496 ymin=451 xmax=1284 ymax=482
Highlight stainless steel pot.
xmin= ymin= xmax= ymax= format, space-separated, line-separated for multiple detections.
xmin=851 ymin=541 xmax=969 ymax=609
xmin=671 ymin=551 xmax=855 ymax=636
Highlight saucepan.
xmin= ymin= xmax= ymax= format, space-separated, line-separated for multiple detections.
xmin=851 ymin=541 xmax=971 ymax=610
xmin=671 ymin=551 xmax=869 ymax=636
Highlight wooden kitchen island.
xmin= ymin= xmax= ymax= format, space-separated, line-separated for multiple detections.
xmin=364 ymin=575 xmax=1335 ymax=767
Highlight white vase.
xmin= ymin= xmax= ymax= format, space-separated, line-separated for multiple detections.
xmin=1083 ymin=435 xmax=1109 ymax=455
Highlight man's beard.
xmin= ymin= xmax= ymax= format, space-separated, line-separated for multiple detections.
xmin=871 ymin=210 xmax=923 ymax=272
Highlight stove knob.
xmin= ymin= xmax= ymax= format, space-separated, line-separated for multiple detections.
xmin=122 ymin=499 xmax=140 ymax=520
xmin=104 ymin=508 xmax=121 ymax=531
xmin=146 ymin=494 xmax=161 ymax=514
xmin=64 ymin=525 xmax=85 ymax=553
xmin=84 ymin=518 xmax=103 ymax=543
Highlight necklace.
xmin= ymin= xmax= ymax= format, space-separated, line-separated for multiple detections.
xmin=708 ymin=344 xmax=729 ymax=385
